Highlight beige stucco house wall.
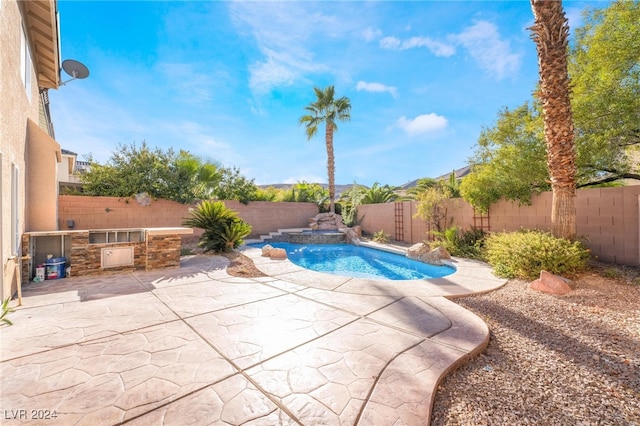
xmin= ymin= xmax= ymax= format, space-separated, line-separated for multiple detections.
xmin=1 ymin=0 xmax=62 ymax=300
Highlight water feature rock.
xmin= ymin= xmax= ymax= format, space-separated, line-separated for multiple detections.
xmin=309 ymin=213 xmax=344 ymax=231
xmin=529 ymin=270 xmax=573 ymax=295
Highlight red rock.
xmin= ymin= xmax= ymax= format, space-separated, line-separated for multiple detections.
xmin=529 ymin=270 xmax=572 ymax=295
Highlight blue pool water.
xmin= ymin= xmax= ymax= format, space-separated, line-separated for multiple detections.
xmin=251 ymin=242 xmax=455 ymax=280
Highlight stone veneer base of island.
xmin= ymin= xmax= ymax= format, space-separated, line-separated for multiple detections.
xmin=22 ymin=227 xmax=193 ymax=281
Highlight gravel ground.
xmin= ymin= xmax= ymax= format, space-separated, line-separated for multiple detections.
xmin=431 ymin=268 xmax=640 ymax=426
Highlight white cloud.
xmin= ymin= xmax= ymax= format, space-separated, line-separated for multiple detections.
xmin=378 ymin=19 xmax=520 ymax=79
xmin=362 ymin=26 xmax=382 ymax=42
xmin=380 ymin=36 xmax=401 ymax=50
xmin=249 ymin=58 xmax=299 ymax=95
xmin=380 ymin=35 xmax=455 ymax=57
xmin=355 ymin=81 xmax=397 ymax=98
xmin=402 ymin=37 xmax=456 ymax=57
xmin=453 ymin=20 xmax=521 ymax=79
xmin=229 ymin=2 xmax=346 ymax=96
xmin=395 ymin=113 xmax=448 ymax=136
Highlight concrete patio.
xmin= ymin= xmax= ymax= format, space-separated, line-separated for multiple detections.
xmin=0 ymin=248 xmax=505 ymax=425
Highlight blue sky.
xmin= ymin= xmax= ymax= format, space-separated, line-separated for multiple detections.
xmin=50 ymin=0 xmax=598 ymax=187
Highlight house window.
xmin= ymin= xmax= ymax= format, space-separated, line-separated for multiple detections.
xmin=11 ymin=163 xmax=20 ymax=256
xmin=20 ymin=26 xmax=32 ymax=99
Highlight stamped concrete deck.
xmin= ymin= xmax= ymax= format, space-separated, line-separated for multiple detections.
xmin=0 ymin=248 xmax=505 ymax=425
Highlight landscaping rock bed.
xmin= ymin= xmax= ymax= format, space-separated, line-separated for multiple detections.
xmin=431 ymin=266 xmax=640 ymax=425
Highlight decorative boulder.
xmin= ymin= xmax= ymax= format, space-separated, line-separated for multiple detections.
xmin=261 ymin=244 xmax=274 ymax=257
xmin=269 ymin=248 xmax=287 ymax=260
xmin=529 ymin=270 xmax=573 ymax=295
xmin=421 ymin=247 xmax=452 ymax=265
xmin=261 ymin=244 xmax=287 ymax=259
xmin=407 ymin=243 xmax=430 ymax=260
xmin=407 ymin=243 xmax=451 ymax=265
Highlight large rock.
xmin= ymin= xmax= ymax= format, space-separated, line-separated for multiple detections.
xmin=407 ymin=243 xmax=451 ymax=265
xmin=407 ymin=243 xmax=430 ymax=260
xmin=529 ymin=270 xmax=573 ymax=295
xmin=261 ymin=244 xmax=274 ymax=257
xmin=308 ymin=213 xmax=344 ymax=231
xmin=260 ymin=244 xmax=287 ymax=259
xmin=269 ymin=248 xmax=287 ymax=259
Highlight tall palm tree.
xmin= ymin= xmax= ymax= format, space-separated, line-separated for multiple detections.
xmin=299 ymin=85 xmax=351 ymax=213
xmin=530 ymin=0 xmax=577 ymax=240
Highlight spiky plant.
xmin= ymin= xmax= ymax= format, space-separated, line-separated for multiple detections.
xmin=183 ymin=201 xmax=252 ymax=253
xmin=1 ymin=298 xmax=15 ymax=326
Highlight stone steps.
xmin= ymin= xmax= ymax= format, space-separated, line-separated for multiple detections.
xmin=244 ymin=228 xmax=312 ymax=245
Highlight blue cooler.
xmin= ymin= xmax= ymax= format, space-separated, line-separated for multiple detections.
xmin=45 ymin=257 xmax=66 ymax=280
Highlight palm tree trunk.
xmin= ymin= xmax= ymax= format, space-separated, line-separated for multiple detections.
xmin=530 ymin=0 xmax=577 ymax=240
xmin=325 ymin=123 xmax=336 ymax=213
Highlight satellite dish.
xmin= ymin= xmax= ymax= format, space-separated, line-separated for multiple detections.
xmin=61 ymin=59 xmax=90 ymax=84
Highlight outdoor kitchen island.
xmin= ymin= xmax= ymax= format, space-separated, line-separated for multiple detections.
xmin=21 ymin=227 xmax=193 ymax=281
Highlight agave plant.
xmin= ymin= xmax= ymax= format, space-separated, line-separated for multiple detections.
xmin=183 ymin=201 xmax=252 ymax=253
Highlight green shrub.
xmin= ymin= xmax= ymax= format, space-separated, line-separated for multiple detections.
xmin=1 ymin=298 xmax=15 ymax=326
xmin=183 ymin=201 xmax=252 ymax=253
xmin=485 ymin=230 xmax=590 ymax=279
xmin=373 ymin=229 xmax=390 ymax=243
xmin=430 ymin=226 xmax=486 ymax=259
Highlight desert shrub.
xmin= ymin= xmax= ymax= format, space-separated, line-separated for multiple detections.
xmin=485 ymin=230 xmax=590 ymax=279
xmin=373 ymin=229 xmax=390 ymax=243
xmin=430 ymin=226 xmax=486 ymax=259
xmin=183 ymin=201 xmax=252 ymax=253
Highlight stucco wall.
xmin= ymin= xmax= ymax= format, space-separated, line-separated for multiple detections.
xmin=359 ymin=186 xmax=640 ymax=266
xmin=1 ymin=0 xmax=51 ymax=300
xmin=26 ymin=119 xmax=60 ymax=231
xmin=58 ymin=196 xmax=319 ymax=241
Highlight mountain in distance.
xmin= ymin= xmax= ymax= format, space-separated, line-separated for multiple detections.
xmin=257 ymin=183 xmax=363 ymax=198
xmin=260 ymin=166 xmax=471 ymax=195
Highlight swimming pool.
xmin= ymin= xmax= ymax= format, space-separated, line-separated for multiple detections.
xmin=252 ymin=242 xmax=455 ymax=280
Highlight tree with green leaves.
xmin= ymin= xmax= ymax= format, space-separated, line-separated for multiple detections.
xmin=460 ymin=103 xmax=549 ymax=212
xmin=80 ymin=142 xmax=256 ymax=204
xmin=413 ymin=181 xmax=454 ymax=232
xmin=570 ymin=0 xmax=640 ymax=185
xmin=299 ymin=85 xmax=352 ymax=214
xmin=81 ymin=141 xmax=185 ymax=201
xmin=213 ymin=167 xmax=258 ymax=205
xmin=461 ymin=1 xmax=639 ymax=218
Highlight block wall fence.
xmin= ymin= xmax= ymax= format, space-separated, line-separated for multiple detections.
xmin=59 ymin=187 xmax=640 ymax=266
xmin=359 ymin=186 xmax=640 ymax=266
xmin=58 ymin=196 xmax=319 ymax=243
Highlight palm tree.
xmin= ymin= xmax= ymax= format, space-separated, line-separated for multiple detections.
xmin=530 ymin=0 xmax=577 ymax=240
xmin=361 ymin=182 xmax=398 ymax=204
xmin=299 ymin=85 xmax=352 ymax=213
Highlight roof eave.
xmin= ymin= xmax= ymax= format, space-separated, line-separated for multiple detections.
xmin=20 ymin=0 xmax=61 ymax=89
